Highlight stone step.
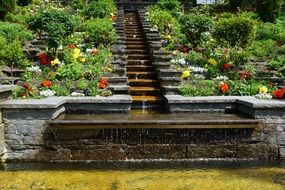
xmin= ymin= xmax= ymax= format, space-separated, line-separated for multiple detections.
xmin=125 ymin=37 xmax=144 ymax=41
xmin=132 ymin=95 xmax=163 ymax=103
xmin=162 ymin=86 xmax=180 ymax=95
xmin=127 ymin=49 xmax=149 ymax=54
xmin=130 ymin=87 xmax=161 ymax=96
xmin=108 ymin=85 xmax=129 ymax=95
xmin=126 ymin=41 xmax=146 ymax=45
xmin=127 ymin=71 xmax=156 ymax=79
xmin=125 ymin=35 xmax=143 ymax=38
xmin=127 ymin=65 xmax=155 ymax=72
xmin=127 ymin=54 xmax=150 ymax=60
xmin=153 ymin=62 xmax=171 ymax=70
xmin=159 ymin=77 xmax=182 ymax=86
xmin=158 ymin=69 xmax=182 ymax=78
xmin=127 ymin=60 xmax=152 ymax=65
xmin=126 ymin=44 xmax=148 ymax=49
xmin=128 ymin=79 xmax=160 ymax=87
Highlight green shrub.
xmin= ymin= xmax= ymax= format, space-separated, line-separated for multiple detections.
xmin=28 ymin=9 xmax=76 ymax=50
xmin=179 ymin=14 xmax=213 ymax=47
xmin=72 ymin=0 xmax=85 ymax=10
xmin=228 ymin=80 xmax=272 ymax=96
xmin=186 ymin=51 xmax=207 ymax=67
xmin=0 ymin=39 xmax=29 ymax=68
xmin=56 ymin=62 xmax=85 ymax=80
xmin=179 ymin=80 xmax=218 ymax=96
xmin=157 ymin=0 xmax=180 ymax=12
xmin=0 ymin=0 xmax=16 ymax=20
xmin=256 ymin=0 xmax=281 ymax=22
xmin=81 ymin=18 xmax=116 ymax=47
xmin=0 ymin=21 xmax=33 ymax=43
xmin=229 ymin=48 xmax=250 ymax=67
xmin=82 ymin=0 xmax=116 ymax=19
xmin=248 ymin=39 xmax=277 ymax=61
xmin=213 ymin=15 xmax=256 ymax=48
xmin=5 ymin=12 xmax=27 ymax=25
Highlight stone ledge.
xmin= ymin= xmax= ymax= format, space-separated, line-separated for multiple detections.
xmin=0 ymin=95 xmax=132 ymax=109
xmin=0 ymin=85 xmax=16 ymax=93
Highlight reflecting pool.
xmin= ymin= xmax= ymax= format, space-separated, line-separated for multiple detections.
xmin=1 ymin=161 xmax=285 ymax=190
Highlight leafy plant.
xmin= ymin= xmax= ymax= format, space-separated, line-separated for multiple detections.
xmin=0 ymin=0 xmax=16 ymax=20
xmin=17 ymin=0 xmax=32 ymax=6
xmin=186 ymin=51 xmax=208 ymax=67
xmin=82 ymin=0 xmax=116 ymax=19
xmin=213 ymin=15 xmax=256 ymax=48
xmin=179 ymin=13 xmax=213 ymax=47
xmin=81 ymin=18 xmax=117 ymax=47
xmin=256 ymin=0 xmax=282 ymax=22
xmin=179 ymin=80 xmax=218 ymax=96
xmin=247 ymin=39 xmax=277 ymax=61
xmin=156 ymin=0 xmax=181 ymax=12
xmin=27 ymin=9 xmax=76 ymax=51
xmin=0 ymin=21 xmax=33 ymax=43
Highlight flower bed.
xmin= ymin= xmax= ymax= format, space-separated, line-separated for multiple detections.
xmin=0 ymin=0 xmax=117 ymax=99
xmin=147 ymin=0 xmax=285 ymax=100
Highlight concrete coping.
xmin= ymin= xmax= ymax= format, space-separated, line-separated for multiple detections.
xmin=0 ymin=95 xmax=132 ymax=109
xmin=0 ymin=85 xmax=16 ymax=93
xmin=165 ymin=95 xmax=285 ymax=109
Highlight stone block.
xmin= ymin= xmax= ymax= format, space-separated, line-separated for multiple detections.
xmin=187 ymin=144 xmax=237 ymax=159
xmin=238 ymin=143 xmax=270 ymax=159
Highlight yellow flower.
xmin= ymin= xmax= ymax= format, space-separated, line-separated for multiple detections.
xmin=182 ymin=70 xmax=191 ymax=79
xmin=208 ymin=58 xmax=217 ymax=65
xmin=80 ymin=57 xmax=86 ymax=63
xmin=72 ymin=48 xmax=81 ymax=59
xmin=259 ymin=86 xmax=268 ymax=94
xmin=172 ymin=50 xmax=178 ymax=55
xmin=204 ymin=64 xmax=208 ymax=68
xmin=51 ymin=58 xmax=59 ymax=66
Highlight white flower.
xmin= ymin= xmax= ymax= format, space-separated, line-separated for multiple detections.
xmin=254 ymin=93 xmax=272 ymax=100
xmin=194 ymin=74 xmax=206 ymax=79
xmin=27 ymin=66 xmax=42 ymax=73
xmin=213 ymin=75 xmax=229 ymax=81
xmin=40 ymin=89 xmax=56 ymax=97
xmin=188 ymin=66 xmax=208 ymax=73
xmin=170 ymin=58 xmax=187 ymax=65
xmin=71 ymin=92 xmax=85 ymax=97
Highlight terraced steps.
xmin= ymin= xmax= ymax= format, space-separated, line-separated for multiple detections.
xmin=124 ymin=10 xmax=164 ymax=110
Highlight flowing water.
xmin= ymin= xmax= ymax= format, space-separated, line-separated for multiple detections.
xmin=1 ymin=161 xmax=285 ymax=190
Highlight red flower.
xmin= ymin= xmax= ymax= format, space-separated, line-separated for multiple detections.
xmin=41 ymin=80 xmax=52 ymax=88
xmin=272 ymin=88 xmax=284 ymax=99
xmin=39 ymin=53 xmax=47 ymax=65
xmin=22 ymin=83 xmax=32 ymax=93
xmin=177 ymin=45 xmax=184 ymax=52
xmin=222 ymin=63 xmax=231 ymax=71
xmin=68 ymin=44 xmax=76 ymax=49
xmin=98 ymin=78 xmax=109 ymax=89
xmin=183 ymin=47 xmax=188 ymax=54
xmin=219 ymin=82 xmax=229 ymax=94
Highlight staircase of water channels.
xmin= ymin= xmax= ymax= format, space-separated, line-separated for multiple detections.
xmin=124 ymin=11 xmax=164 ymax=110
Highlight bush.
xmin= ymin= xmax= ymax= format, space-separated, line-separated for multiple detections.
xmin=81 ymin=18 xmax=116 ymax=47
xmin=0 ymin=22 xmax=33 ymax=43
xmin=0 ymin=0 xmax=16 ymax=20
xmin=256 ymin=0 xmax=281 ymax=22
xmin=179 ymin=14 xmax=213 ymax=47
xmin=0 ymin=39 xmax=29 ymax=68
xmin=186 ymin=51 xmax=207 ymax=67
xmin=213 ymin=15 xmax=256 ymax=48
xmin=82 ymin=0 xmax=116 ymax=19
xmin=28 ymin=9 xmax=76 ymax=50
xmin=72 ymin=0 xmax=85 ymax=10
xmin=179 ymin=80 xmax=218 ymax=96
xmin=156 ymin=0 xmax=180 ymax=12
xmin=248 ymin=39 xmax=277 ymax=61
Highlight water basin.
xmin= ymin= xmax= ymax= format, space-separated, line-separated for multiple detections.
xmin=0 ymin=161 xmax=285 ymax=190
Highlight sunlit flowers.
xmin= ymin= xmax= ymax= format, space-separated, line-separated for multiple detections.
xmin=40 ymin=89 xmax=56 ymax=97
xmin=41 ymin=80 xmax=52 ymax=88
xmin=219 ymin=82 xmax=229 ymax=94
xmin=98 ymin=78 xmax=109 ymax=89
xmin=72 ymin=48 xmax=81 ymax=59
xmin=22 ymin=83 xmax=32 ymax=93
xmin=51 ymin=58 xmax=60 ymax=66
xmin=259 ymin=86 xmax=268 ymax=94
xmin=208 ymin=58 xmax=217 ymax=65
xmin=80 ymin=57 xmax=86 ymax=63
xmin=182 ymin=70 xmax=191 ymax=79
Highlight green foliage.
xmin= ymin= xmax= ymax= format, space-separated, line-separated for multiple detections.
xmin=0 ymin=21 xmax=33 ymax=43
xmin=51 ymin=83 xmax=70 ymax=96
xmin=5 ymin=12 xmax=27 ymax=25
xmin=27 ymin=9 xmax=76 ymax=50
xmin=228 ymin=0 xmax=243 ymax=10
xmin=213 ymin=15 xmax=256 ymax=48
xmin=72 ymin=0 xmax=85 ymax=10
xmin=228 ymin=80 xmax=272 ymax=96
xmin=81 ymin=18 xmax=117 ymax=47
xmin=56 ymin=62 xmax=84 ymax=80
xmin=179 ymin=14 xmax=213 ymax=47
xmin=186 ymin=51 xmax=207 ymax=67
xmin=82 ymin=0 xmax=116 ymax=19
xmin=256 ymin=0 xmax=282 ymax=22
xmin=156 ymin=0 xmax=181 ymax=12
xmin=179 ymin=80 xmax=218 ymax=96
xmin=17 ymin=0 xmax=32 ymax=6
xmin=248 ymin=39 xmax=277 ymax=61
xmin=229 ymin=48 xmax=250 ymax=67
xmin=0 ymin=39 xmax=29 ymax=68
xmin=0 ymin=0 xmax=16 ymax=20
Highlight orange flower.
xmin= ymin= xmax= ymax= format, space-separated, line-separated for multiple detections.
xmin=111 ymin=15 xmax=117 ymax=21
xmin=22 ymin=83 xmax=32 ymax=93
xmin=91 ymin=49 xmax=98 ymax=55
xmin=272 ymin=88 xmax=285 ymax=99
xmin=68 ymin=44 xmax=76 ymax=49
xmin=98 ymin=78 xmax=109 ymax=89
xmin=42 ymin=80 xmax=52 ymax=88
xmin=219 ymin=82 xmax=229 ymax=94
